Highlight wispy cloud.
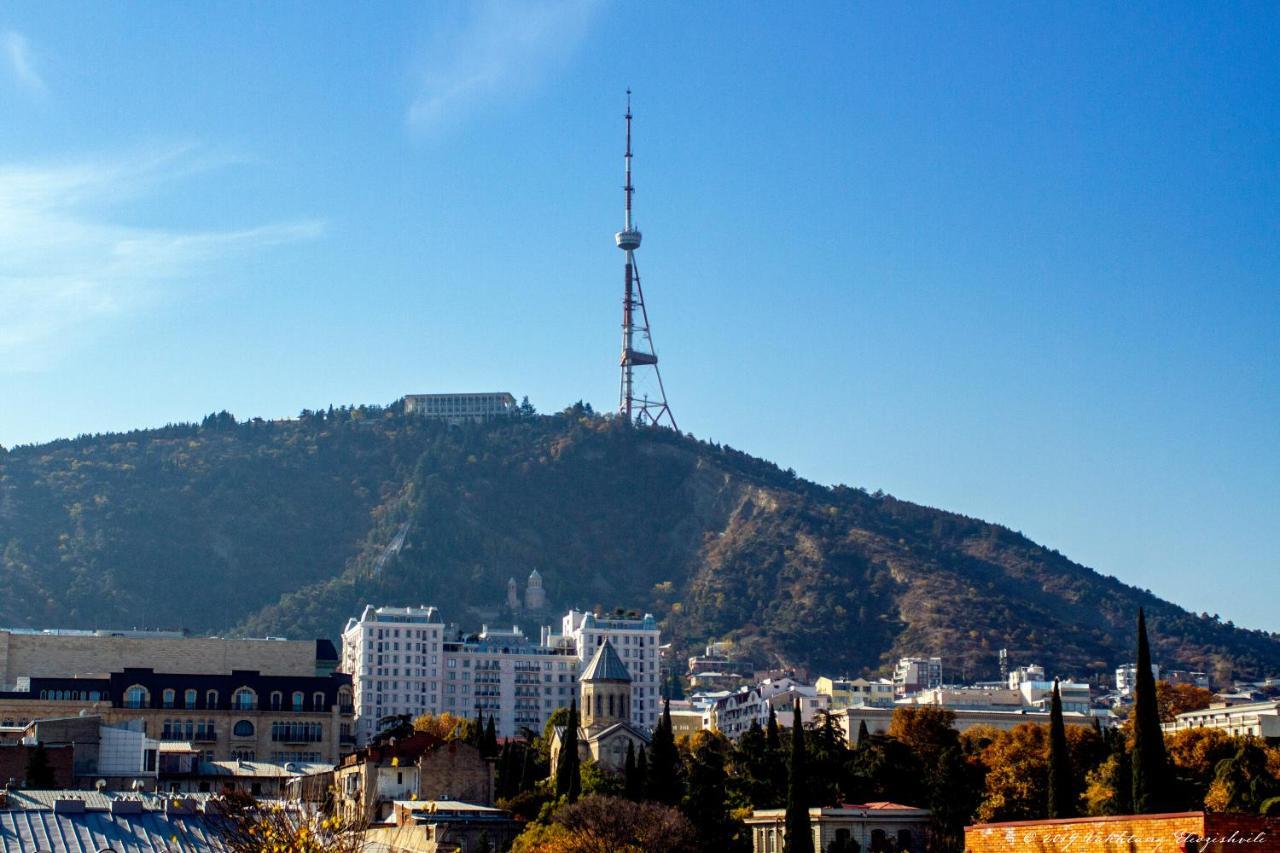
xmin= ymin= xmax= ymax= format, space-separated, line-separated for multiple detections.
xmin=407 ymin=0 xmax=598 ymax=130
xmin=2 ymin=30 xmax=45 ymax=94
xmin=0 ymin=148 xmax=323 ymax=370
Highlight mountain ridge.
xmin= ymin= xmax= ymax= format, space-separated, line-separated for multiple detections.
xmin=0 ymin=402 xmax=1275 ymax=685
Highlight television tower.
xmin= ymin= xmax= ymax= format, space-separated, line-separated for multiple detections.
xmin=615 ymin=90 xmax=677 ymax=429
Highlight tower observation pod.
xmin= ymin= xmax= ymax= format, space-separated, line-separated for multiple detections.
xmin=615 ymin=89 xmax=677 ymax=429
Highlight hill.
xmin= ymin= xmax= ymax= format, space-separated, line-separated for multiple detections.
xmin=1 ymin=403 xmax=1276 ymax=684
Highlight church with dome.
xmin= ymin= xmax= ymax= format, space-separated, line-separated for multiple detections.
xmin=548 ymin=639 xmax=650 ymax=775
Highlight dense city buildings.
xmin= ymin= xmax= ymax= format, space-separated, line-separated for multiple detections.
xmin=1162 ymin=699 xmax=1280 ymax=739
xmin=340 ymin=605 xmax=660 ymax=743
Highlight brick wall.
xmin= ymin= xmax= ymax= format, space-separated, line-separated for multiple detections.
xmin=418 ymin=741 xmax=493 ymax=806
xmin=0 ymin=633 xmax=318 ymax=687
xmin=0 ymin=743 xmax=75 ymax=788
xmin=965 ymin=812 xmax=1280 ymax=853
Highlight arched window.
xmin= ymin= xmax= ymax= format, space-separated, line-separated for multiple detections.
xmin=338 ymin=689 xmax=353 ymax=712
xmin=233 ymin=720 xmax=255 ymax=738
xmin=182 ymin=719 xmax=194 ymax=740
xmin=184 ymin=689 xmax=197 ymax=709
xmin=270 ymin=691 xmax=283 ymax=711
xmin=232 ymin=687 xmax=257 ymax=710
xmin=292 ymin=691 xmax=304 ymax=712
xmin=206 ymin=690 xmax=219 ymax=709
xmin=124 ymin=685 xmax=149 ymax=709
xmin=312 ymin=692 xmax=325 ymax=710
xmin=162 ymin=689 xmax=176 ymax=708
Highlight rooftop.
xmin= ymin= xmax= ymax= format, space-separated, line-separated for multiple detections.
xmin=580 ymin=641 xmax=632 ymax=683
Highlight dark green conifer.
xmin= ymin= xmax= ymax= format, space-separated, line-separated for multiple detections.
xmin=1047 ymin=679 xmax=1076 ymax=818
xmin=784 ymin=700 xmax=813 ymax=853
xmin=647 ymin=698 xmax=683 ymax=805
xmin=1132 ymin=608 xmax=1171 ymax=813
xmin=555 ymin=700 xmax=581 ymax=802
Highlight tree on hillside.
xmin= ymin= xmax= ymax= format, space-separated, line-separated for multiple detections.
xmin=784 ymin=700 xmax=813 ymax=853
xmin=1047 ymin=680 xmax=1076 ymax=818
xmin=1132 ymin=609 xmax=1173 ymax=813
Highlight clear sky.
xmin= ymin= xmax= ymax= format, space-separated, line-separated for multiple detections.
xmin=1 ymin=3 xmax=1277 ymax=631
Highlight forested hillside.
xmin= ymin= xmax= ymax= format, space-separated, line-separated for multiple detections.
xmin=1 ymin=403 xmax=1276 ymax=683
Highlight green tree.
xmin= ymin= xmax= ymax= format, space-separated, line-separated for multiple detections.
xmin=1048 ymin=680 xmax=1076 ymax=818
xmin=555 ymin=700 xmax=582 ymax=802
xmin=647 ymin=699 xmax=684 ymax=806
xmin=683 ymin=731 xmax=744 ymax=851
xmin=624 ymin=740 xmax=643 ymax=800
xmin=1205 ymin=742 xmax=1278 ymax=814
xmin=1132 ymin=608 xmax=1172 ymax=813
xmin=483 ymin=714 xmax=499 ymax=758
xmin=784 ymin=701 xmax=814 ymax=853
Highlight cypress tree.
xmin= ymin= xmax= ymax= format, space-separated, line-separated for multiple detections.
xmin=624 ymin=740 xmax=641 ymax=799
xmin=647 ymin=698 xmax=683 ymax=805
xmin=766 ymin=703 xmax=781 ymax=752
xmin=555 ymin=700 xmax=581 ymax=802
xmin=1047 ymin=679 xmax=1076 ymax=818
xmin=636 ymin=744 xmax=649 ymax=797
xmin=483 ymin=714 xmax=498 ymax=758
xmin=1132 ymin=608 xmax=1171 ymax=813
xmin=783 ymin=700 xmax=813 ymax=853
xmin=856 ymin=719 xmax=870 ymax=748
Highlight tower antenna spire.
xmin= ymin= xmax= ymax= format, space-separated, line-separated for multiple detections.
xmin=614 ymin=89 xmax=676 ymax=429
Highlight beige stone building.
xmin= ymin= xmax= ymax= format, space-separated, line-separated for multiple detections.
xmin=335 ymin=731 xmax=494 ymax=822
xmin=0 ymin=628 xmax=335 ymax=690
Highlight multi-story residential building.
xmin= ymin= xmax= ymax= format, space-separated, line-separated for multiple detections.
xmin=705 ymin=678 xmax=829 ymax=738
xmin=1162 ymin=700 xmax=1280 ymax=740
xmin=561 ymin=610 xmax=661 ymax=731
xmin=0 ymin=627 xmax=336 ymax=691
xmin=440 ymin=627 xmax=580 ymax=738
xmin=402 ymin=392 xmax=517 ymax=423
xmin=341 ymin=606 xmax=660 ymax=742
xmin=842 ymin=704 xmax=1103 ymax=741
xmin=1163 ymin=670 xmax=1211 ymax=690
xmin=815 ymin=677 xmax=895 ymax=710
xmin=892 ymin=657 xmax=942 ymax=697
xmin=1007 ymin=665 xmax=1045 ymax=688
xmin=1115 ymin=661 xmax=1160 ymax=696
xmin=0 ymin=668 xmax=354 ymax=764
xmin=341 ymin=606 xmax=446 ymax=745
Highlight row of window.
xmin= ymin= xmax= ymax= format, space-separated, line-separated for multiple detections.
xmin=270 ymin=721 xmax=324 ymax=742
xmin=122 ymin=685 xmax=350 ymax=712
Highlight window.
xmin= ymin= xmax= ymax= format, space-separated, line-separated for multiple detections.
xmin=206 ymin=690 xmax=219 ymax=709
xmin=233 ymin=720 xmax=255 ymax=738
xmin=313 ymin=691 xmax=325 ymax=710
xmin=184 ymin=689 xmax=197 ymax=709
xmin=232 ymin=687 xmax=257 ymax=710
xmin=231 ymin=748 xmax=255 ymax=761
xmin=292 ymin=691 xmax=304 ymax=712
xmin=270 ymin=691 xmax=283 ymax=711
xmin=124 ymin=685 xmax=149 ymax=709
xmin=162 ymin=689 xmax=176 ymax=708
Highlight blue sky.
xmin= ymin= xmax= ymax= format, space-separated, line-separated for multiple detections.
xmin=1 ymin=3 xmax=1277 ymax=632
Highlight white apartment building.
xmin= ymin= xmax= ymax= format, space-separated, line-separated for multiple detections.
xmin=562 ymin=610 xmax=662 ymax=730
xmin=440 ymin=626 xmax=580 ymax=738
xmin=705 ymin=678 xmax=830 ymax=738
xmin=1115 ymin=662 xmax=1160 ymax=697
xmin=342 ymin=606 xmax=660 ymax=744
xmin=815 ymin=677 xmax=896 ymax=710
xmin=341 ymin=606 xmax=446 ymax=745
xmin=892 ymin=656 xmax=942 ymax=697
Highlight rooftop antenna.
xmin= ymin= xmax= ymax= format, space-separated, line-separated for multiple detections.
xmin=615 ymin=89 xmax=677 ymax=429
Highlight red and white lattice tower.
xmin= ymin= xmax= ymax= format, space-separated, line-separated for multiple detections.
xmin=615 ymin=90 xmax=677 ymax=429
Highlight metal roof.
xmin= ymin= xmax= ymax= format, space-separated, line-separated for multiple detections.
xmin=0 ymin=810 xmax=230 ymax=852
xmin=580 ymin=641 xmax=631 ymax=683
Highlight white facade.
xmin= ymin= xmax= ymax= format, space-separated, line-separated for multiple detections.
xmin=1115 ymin=662 xmax=1160 ymax=697
xmin=403 ymin=392 xmax=517 ymax=423
xmin=1163 ymin=700 xmax=1280 ymax=739
xmin=440 ymin=627 xmax=579 ymax=738
xmin=342 ymin=607 xmax=659 ymax=743
xmin=562 ymin=610 xmax=661 ymax=730
xmin=706 ymin=678 xmax=830 ymax=738
xmin=341 ymin=606 xmax=446 ymax=745
xmin=892 ymin=656 xmax=942 ymax=696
